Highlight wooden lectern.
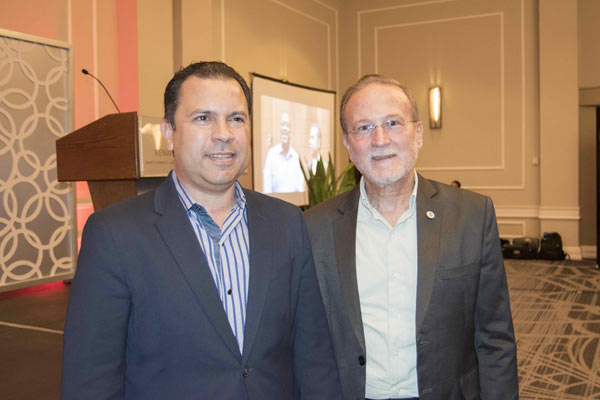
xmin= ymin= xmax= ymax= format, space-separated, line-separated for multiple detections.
xmin=56 ymin=112 xmax=170 ymax=211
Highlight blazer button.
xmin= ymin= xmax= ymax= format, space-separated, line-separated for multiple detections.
xmin=243 ymin=367 xmax=250 ymax=377
xmin=358 ymin=356 xmax=365 ymax=366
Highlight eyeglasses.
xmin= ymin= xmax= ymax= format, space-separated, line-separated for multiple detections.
xmin=347 ymin=118 xmax=418 ymax=138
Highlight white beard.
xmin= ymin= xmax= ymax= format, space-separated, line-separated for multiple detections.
xmin=352 ymin=137 xmax=419 ymax=187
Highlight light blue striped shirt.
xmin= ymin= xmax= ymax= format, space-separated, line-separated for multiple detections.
xmin=172 ymin=172 xmax=250 ymax=353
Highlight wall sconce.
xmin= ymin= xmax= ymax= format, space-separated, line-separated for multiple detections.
xmin=428 ymin=86 xmax=442 ymax=129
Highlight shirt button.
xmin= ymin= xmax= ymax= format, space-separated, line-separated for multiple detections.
xmin=358 ymin=355 xmax=366 ymax=366
xmin=242 ymin=367 xmax=250 ymax=377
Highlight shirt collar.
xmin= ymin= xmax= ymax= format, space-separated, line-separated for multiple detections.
xmin=171 ymin=170 xmax=247 ymax=212
xmin=359 ymin=170 xmax=419 ymax=222
xmin=276 ymin=143 xmax=296 ymax=159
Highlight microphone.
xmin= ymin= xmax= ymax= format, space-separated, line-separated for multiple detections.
xmin=81 ymin=68 xmax=121 ymax=113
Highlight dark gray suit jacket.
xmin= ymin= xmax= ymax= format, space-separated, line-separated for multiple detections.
xmin=305 ymin=175 xmax=518 ymax=400
xmin=62 ymin=175 xmax=342 ymax=400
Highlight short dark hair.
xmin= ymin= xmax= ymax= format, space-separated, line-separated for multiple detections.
xmin=163 ymin=61 xmax=251 ymax=128
xmin=339 ymin=74 xmax=419 ymax=134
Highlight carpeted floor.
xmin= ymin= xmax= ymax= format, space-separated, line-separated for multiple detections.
xmin=0 ymin=260 xmax=598 ymax=399
xmin=506 ymin=259 xmax=600 ymax=399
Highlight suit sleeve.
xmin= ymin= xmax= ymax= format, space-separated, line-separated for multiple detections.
xmin=292 ymin=212 xmax=343 ymax=400
xmin=475 ymin=197 xmax=519 ymax=399
xmin=61 ymin=213 xmax=130 ymax=400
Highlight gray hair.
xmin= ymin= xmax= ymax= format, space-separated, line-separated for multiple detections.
xmin=339 ymin=74 xmax=419 ymax=134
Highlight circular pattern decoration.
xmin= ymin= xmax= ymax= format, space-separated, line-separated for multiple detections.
xmin=0 ymin=34 xmax=75 ymax=287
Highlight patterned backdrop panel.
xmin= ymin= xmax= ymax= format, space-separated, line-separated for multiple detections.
xmin=0 ymin=32 xmax=75 ymax=290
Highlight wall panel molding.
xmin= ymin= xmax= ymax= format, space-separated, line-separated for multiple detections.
xmin=564 ymin=246 xmax=582 ymax=260
xmin=270 ymin=0 xmax=334 ymax=90
xmin=220 ymin=0 xmax=225 ymax=61
xmin=497 ymin=220 xmax=526 ymax=238
xmin=356 ymin=0 xmax=458 ymax=77
xmin=581 ymin=246 xmax=596 ymax=260
xmin=312 ymin=0 xmax=339 ymax=94
xmin=496 ymin=206 xmax=539 ymax=219
xmin=495 ymin=206 xmax=580 ymax=221
xmin=358 ymin=0 xmax=527 ymax=191
xmin=383 ymin=13 xmax=505 ymax=173
xmin=539 ymin=207 xmax=580 ymax=221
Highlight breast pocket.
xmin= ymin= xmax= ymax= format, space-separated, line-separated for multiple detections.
xmin=437 ymin=260 xmax=480 ymax=280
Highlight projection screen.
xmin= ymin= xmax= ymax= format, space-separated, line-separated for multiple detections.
xmin=251 ymin=73 xmax=335 ymax=206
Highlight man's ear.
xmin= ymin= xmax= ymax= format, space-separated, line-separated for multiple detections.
xmin=160 ymin=119 xmax=174 ymax=151
xmin=415 ymin=121 xmax=424 ymax=149
xmin=342 ymin=133 xmax=350 ymax=151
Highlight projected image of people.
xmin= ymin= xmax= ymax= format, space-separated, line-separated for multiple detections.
xmin=254 ymin=83 xmax=333 ymax=203
xmin=306 ymin=123 xmax=327 ymax=174
xmin=263 ymin=113 xmax=305 ymax=193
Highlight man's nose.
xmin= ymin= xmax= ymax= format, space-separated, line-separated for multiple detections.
xmin=212 ymin=118 xmax=234 ymax=142
xmin=371 ymin=125 xmax=391 ymax=146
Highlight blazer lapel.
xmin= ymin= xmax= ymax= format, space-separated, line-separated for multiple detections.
xmin=332 ymin=187 xmax=365 ymax=349
xmin=154 ymin=176 xmax=241 ymax=360
xmin=240 ymin=190 xmax=273 ymax=363
xmin=415 ymin=175 xmax=442 ymax=330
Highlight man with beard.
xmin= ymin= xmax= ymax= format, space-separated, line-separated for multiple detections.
xmin=62 ymin=62 xmax=342 ymax=400
xmin=305 ymin=75 xmax=518 ymax=400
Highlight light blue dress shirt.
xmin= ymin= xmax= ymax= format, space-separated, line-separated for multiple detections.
xmin=356 ymin=172 xmax=419 ymax=399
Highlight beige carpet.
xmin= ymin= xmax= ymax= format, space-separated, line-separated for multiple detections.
xmin=505 ymin=259 xmax=600 ymax=399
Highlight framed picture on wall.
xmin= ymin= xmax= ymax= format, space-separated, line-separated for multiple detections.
xmin=251 ymin=73 xmax=336 ymax=206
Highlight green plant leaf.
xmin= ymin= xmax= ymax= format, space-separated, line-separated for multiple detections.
xmin=336 ymin=162 xmax=357 ymax=195
xmin=300 ymin=154 xmax=357 ymax=208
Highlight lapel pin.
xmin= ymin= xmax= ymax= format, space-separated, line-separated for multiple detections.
xmin=426 ymin=210 xmax=435 ymax=219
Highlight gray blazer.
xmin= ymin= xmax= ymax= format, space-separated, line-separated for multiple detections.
xmin=305 ymin=175 xmax=518 ymax=400
xmin=62 ymin=174 xmax=342 ymax=400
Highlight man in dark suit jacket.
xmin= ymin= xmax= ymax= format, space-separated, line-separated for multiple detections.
xmin=61 ymin=62 xmax=342 ymax=400
xmin=305 ymin=75 xmax=518 ymax=400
